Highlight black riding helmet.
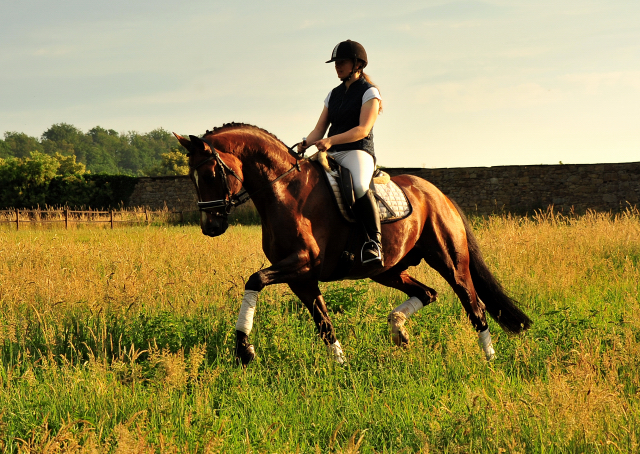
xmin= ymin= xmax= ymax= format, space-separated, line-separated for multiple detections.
xmin=326 ymin=39 xmax=368 ymax=68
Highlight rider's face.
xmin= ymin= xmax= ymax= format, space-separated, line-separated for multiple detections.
xmin=334 ymin=59 xmax=354 ymax=79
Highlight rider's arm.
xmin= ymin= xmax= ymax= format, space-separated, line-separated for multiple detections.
xmin=299 ymin=106 xmax=330 ymax=152
xmin=313 ymin=98 xmax=380 ymax=152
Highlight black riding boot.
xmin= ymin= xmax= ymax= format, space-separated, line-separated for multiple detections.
xmin=353 ymin=189 xmax=383 ymax=265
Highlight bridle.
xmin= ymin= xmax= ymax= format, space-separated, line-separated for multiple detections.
xmin=190 ymin=150 xmax=247 ymax=214
xmin=189 ymin=142 xmax=305 ymax=215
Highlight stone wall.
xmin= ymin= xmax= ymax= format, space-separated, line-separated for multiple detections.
xmin=385 ymin=162 xmax=640 ymax=215
xmin=128 ymin=162 xmax=640 ymax=215
xmin=128 ymin=176 xmax=197 ymax=211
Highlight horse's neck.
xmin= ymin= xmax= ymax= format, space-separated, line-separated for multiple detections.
xmin=238 ymin=150 xmax=284 ymax=181
xmin=213 ymin=129 xmax=306 ymax=210
xmin=234 ymin=143 xmax=299 ymax=203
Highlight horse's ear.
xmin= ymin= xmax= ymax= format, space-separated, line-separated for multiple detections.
xmin=189 ymin=135 xmax=213 ymax=154
xmin=173 ymin=133 xmax=192 ymax=151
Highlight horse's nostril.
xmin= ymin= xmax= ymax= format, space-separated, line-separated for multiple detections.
xmin=200 ymin=215 xmax=228 ymax=237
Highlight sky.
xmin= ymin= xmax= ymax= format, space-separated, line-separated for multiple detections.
xmin=1 ymin=0 xmax=639 ymax=168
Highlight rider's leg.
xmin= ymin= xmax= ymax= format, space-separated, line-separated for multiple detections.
xmin=353 ymin=190 xmax=383 ymax=264
xmin=330 ymin=150 xmax=382 ymax=264
xmin=330 ymin=149 xmax=375 ymax=199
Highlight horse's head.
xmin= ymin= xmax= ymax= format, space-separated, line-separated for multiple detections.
xmin=174 ymin=133 xmax=243 ymax=237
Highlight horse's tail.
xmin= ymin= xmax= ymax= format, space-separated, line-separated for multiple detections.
xmin=452 ymin=201 xmax=533 ymax=333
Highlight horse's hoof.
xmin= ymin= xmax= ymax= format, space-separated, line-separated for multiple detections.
xmin=235 ymin=344 xmax=255 ymax=368
xmin=388 ymin=312 xmax=410 ymax=347
xmin=328 ymin=340 xmax=347 ymax=365
xmin=482 ymin=344 xmax=496 ymax=362
xmin=391 ymin=327 xmax=410 ymax=347
xmin=477 ymin=328 xmax=496 ymax=361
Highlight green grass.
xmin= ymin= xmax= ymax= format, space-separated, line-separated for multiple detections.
xmin=0 ymin=212 xmax=639 ymax=452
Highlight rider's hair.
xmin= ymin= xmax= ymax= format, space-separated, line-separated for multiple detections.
xmin=357 ymin=64 xmax=383 ymax=114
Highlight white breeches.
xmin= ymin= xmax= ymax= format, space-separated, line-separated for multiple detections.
xmin=329 ymin=149 xmax=375 ymax=199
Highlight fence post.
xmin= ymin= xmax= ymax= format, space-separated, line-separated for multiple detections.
xmin=15 ymin=208 xmax=19 ymax=231
xmin=65 ymin=208 xmax=69 ymax=230
xmin=145 ymin=207 xmax=149 ymax=224
xmin=110 ymin=210 xmax=114 ymax=229
xmin=179 ymin=211 xmax=184 ymax=224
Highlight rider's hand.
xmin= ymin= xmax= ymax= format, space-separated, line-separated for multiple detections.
xmin=297 ymin=139 xmax=307 ymax=154
xmin=314 ymin=137 xmax=332 ymax=152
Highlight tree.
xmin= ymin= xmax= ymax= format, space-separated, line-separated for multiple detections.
xmin=1 ymin=123 xmax=179 ymax=176
xmin=0 ymin=152 xmax=60 ymax=208
xmin=55 ymin=153 xmax=87 ymax=177
xmin=3 ymin=132 xmax=43 ymax=158
xmin=144 ymin=148 xmax=189 ymax=176
xmin=85 ymin=126 xmax=127 ymax=174
xmin=41 ymin=123 xmax=83 ymax=144
xmin=41 ymin=123 xmax=91 ymax=163
xmin=122 ymin=128 xmax=174 ymax=175
xmin=0 ymin=138 xmax=10 ymax=159
xmin=0 ymin=152 xmax=92 ymax=208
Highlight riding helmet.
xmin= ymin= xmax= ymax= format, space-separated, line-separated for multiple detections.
xmin=326 ymin=40 xmax=368 ymax=67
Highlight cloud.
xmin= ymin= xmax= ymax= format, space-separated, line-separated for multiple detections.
xmin=561 ymin=71 xmax=640 ymax=94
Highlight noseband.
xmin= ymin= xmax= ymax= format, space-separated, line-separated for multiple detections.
xmin=190 ymin=150 xmax=250 ymax=214
xmin=190 ymin=142 xmax=304 ymax=215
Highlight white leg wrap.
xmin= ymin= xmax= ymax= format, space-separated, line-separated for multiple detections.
xmin=328 ymin=340 xmax=346 ymax=365
xmin=478 ymin=328 xmax=496 ymax=361
xmin=387 ymin=297 xmax=424 ymax=346
xmin=393 ymin=296 xmax=424 ymax=317
xmin=235 ymin=290 xmax=259 ymax=335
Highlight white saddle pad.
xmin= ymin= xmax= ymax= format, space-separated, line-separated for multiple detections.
xmin=325 ymin=170 xmax=411 ymax=223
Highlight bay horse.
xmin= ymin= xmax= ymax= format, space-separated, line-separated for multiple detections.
xmin=175 ymin=123 xmax=531 ymax=366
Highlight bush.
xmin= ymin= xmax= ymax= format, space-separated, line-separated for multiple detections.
xmin=143 ymin=148 xmax=189 ymax=177
xmin=0 ymin=152 xmax=60 ymax=208
xmin=0 ymin=152 xmax=138 ymax=209
xmin=46 ymin=174 xmax=139 ymax=209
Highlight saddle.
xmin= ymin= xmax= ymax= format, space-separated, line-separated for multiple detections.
xmin=310 ymin=151 xmax=412 ymax=223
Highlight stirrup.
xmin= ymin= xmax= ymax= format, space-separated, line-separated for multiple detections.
xmin=361 ymin=240 xmax=383 ymax=265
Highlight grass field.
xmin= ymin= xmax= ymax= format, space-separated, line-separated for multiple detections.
xmin=0 ymin=210 xmax=639 ymax=453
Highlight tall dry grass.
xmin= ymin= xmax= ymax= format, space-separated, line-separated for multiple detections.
xmin=0 ymin=209 xmax=638 ymax=452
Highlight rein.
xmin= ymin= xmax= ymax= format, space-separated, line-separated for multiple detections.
xmin=191 ymin=142 xmax=305 ymax=214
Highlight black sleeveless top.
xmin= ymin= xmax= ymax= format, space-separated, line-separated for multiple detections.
xmin=327 ymin=77 xmax=375 ymax=156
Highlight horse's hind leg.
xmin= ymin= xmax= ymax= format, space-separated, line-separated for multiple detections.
xmin=427 ymin=258 xmax=495 ymax=360
xmin=419 ymin=218 xmax=495 ymax=359
xmin=288 ymin=280 xmax=345 ymax=364
xmin=371 ymin=258 xmax=438 ymax=346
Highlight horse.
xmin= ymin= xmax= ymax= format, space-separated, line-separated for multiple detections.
xmin=174 ymin=123 xmax=532 ymax=366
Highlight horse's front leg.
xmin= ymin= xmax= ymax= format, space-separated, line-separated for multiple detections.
xmin=288 ymin=281 xmax=345 ymax=364
xmin=234 ymin=251 xmax=314 ymax=367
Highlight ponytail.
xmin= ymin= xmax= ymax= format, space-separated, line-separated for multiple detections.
xmin=361 ymin=72 xmax=383 ymax=114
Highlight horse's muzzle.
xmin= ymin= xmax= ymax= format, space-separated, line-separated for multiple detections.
xmin=201 ymin=214 xmax=229 ymax=237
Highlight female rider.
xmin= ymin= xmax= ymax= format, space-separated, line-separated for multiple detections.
xmin=299 ymin=39 xmax=383 ymax=265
